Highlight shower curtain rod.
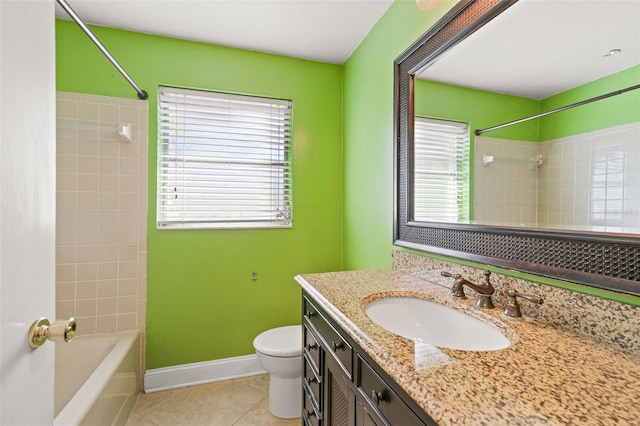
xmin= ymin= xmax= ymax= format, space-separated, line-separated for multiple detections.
xmin=56 ymin=0 xmax=148 ymax=100
xmin=474 ymin=83 xmax=640 ymax=136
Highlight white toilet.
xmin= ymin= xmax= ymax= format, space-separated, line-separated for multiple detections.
xmin=253 ymin=325 xmax=302 ymax=419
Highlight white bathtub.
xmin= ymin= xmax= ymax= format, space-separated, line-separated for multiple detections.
xmin=54 ymin=331 xmax=141 ymax=426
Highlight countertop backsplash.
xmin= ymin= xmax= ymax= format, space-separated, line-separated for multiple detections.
xmin=392 ymin=251 xmax=640 ymax=355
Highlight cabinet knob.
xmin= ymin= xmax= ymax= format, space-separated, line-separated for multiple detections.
xmin=331 ymin=341 xmax=344 ymax=351
xmin=306 ymin=409 xmax=316 ymax=418
xmin=305 ymin=343 xmax=318 ymax=351
xmin=371 ymin=389 xmax=387 ymax=406
xmin=305 ymin=376 xmax=317 ymax=385
xmin=304 ymin=311 xmax=316 ymax=319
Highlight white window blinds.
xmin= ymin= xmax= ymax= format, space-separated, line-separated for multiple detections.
xmin=157 ymin=86 xmax=293 ymax=229
xmin=413 ymin=117 xmax=470 ymax=223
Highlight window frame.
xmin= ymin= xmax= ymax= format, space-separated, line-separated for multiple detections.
xmin=156 ymin=86 xmax=293 ymax=230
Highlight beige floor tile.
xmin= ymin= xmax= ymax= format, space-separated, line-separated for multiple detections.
xmin=238 ymin=373 xmax=270 ymax=392
xmin=140 ymin=384 xmax=259 ymax=426
xmin=127 ymin=386 xmax=175 ymax=414
xmin=233 ymin=395 xmax=301 ymax=426
xmin=125 ymin=416 xmax=160 ymax=426
xmin=125 ymin=374 xmax=301 ymax=426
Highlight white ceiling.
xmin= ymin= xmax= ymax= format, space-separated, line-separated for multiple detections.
xmin=54 ymin=0 xmax=394 ymax=64
xmin=422 ymin=0 xmax=640 ymax=99
xmin=55 ymin=0 xmax=640 ymax=98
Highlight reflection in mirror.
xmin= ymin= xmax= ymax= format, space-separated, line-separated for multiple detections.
xmin=413 ymin=117 xmax=470 ymax=222
xmin=395 ymin=0 xmax=640 ymax=296
xmin=412 ymin=0 xmax=640 ymax=234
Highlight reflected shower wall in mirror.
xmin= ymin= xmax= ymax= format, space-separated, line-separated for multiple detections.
xmin=414 ymin=64 xmax=640 ymax=233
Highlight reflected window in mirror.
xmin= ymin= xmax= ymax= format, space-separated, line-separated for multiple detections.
xmin=413 ymin=117 xmax=470 ymax=223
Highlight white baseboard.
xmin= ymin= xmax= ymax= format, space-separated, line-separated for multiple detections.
xmin=144 ymin=354 xmax=266 ymax=393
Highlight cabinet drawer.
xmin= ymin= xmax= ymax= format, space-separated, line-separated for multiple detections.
xmin=357 ymin=355 xmax=424 ymax=426
xmin=303 ymin=356 xmax=321 ymax=412
xmin=303 ymin=387 xmax=321 ymax=426
xmin=323 ymin=323 xmax=353 ymax=379
xmin=304 ymin=324 xmax=321 ymax=376
xmin=303 ymin=297 xmax=320 ymax=324
xmin=304 ymin=297 xmax=353 ymax=378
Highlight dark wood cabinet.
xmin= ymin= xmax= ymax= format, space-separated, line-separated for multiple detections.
xmin=303 ymin=323 xmax=322 ymax=426
xmin=355 ymin=397 xmax=384 ymax=426
xmin=324 ymin=350 xmax=354 ymax=426
xmin=356 ymin=355 xmax=423 ymax=426
xmin=302 ymin=292 xmax=436 ymax=426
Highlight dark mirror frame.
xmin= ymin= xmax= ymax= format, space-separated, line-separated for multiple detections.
xmin=393 ymin=0 xmax=640 ymax=297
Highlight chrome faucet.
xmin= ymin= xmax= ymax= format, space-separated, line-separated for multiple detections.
xmin=441 ymin=270 xmax=495 ymax=309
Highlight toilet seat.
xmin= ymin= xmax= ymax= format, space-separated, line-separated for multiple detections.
xmin=253 ymin=325 xmax=301 ymax=358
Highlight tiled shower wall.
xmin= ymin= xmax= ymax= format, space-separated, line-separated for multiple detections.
xmin=538 ymin=121 xmax=640 ymax=233
xmin=474 ymin=136 xmax=540 ymax=227
xmin=55 ymin=92 xmax=148 ymax=336
xmin=474 ymin=121 xmax=640 ymax=232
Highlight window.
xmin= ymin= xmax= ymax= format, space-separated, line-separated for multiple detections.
xmin=157 ymin=86 xmax=292 ymax=229
xmin=413 ymin=117 xmax=470 ymax=223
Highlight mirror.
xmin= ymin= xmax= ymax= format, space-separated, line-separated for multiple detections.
xmin=413 ymin=0 xmax=640 ymax=233
xmin=394 ymin=0 xmax=640 ymax=296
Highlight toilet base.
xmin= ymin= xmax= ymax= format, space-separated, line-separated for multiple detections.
xmin=268 ymin=375 xmax=301 ymax=419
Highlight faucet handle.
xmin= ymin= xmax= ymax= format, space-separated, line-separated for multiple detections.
xmin=502 ymin=288 xmax=543 ymax=319
xmin=441 ymin=271 xmax=466 ymax=298
xmin=440 ymin=271 xmax=460 ymax=279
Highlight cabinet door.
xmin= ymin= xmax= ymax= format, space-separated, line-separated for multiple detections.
xmin=324 ymin=350 xmax=355 ymax=426
xmin=356 ymin=398 xmax=386 ymax=426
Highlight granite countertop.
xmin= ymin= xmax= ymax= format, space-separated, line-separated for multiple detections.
xmin=296 ymin=270 xmax=640 ymax=425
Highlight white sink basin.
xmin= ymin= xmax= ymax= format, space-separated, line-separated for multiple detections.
xmin=365 ymin=297 xmax=510 ymax=351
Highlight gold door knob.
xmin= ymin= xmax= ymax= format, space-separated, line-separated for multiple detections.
xmin=28 ymin=317 xmax=76 ymax=349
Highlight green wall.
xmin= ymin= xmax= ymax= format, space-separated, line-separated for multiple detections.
xmin=342 ymin=0 xmax=455 ymax=270
xmin=342 ymin=1 xmax=640 ymax=306
xmin=414 ymin=80 xmax=539 ymax=141
xmin=56 ymin=20 xmax=344 ymax=368
xmin=540 ymin=65 xmax=640 ymax=140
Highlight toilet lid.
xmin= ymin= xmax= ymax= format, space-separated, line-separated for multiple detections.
xmin=253 ymin=325 xmax=302 ymax=357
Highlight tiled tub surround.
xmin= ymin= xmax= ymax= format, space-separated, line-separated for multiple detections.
xmin=296 ymin=266 xmax=640 ymax=424
xmin=55 ymin=92 xmax=148 ymax=337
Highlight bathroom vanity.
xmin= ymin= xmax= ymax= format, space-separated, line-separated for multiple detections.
xmin=296 ymin=267 xmax=640 ymax=425
xmin=302 ymin=289 xmax=434 ymax=425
